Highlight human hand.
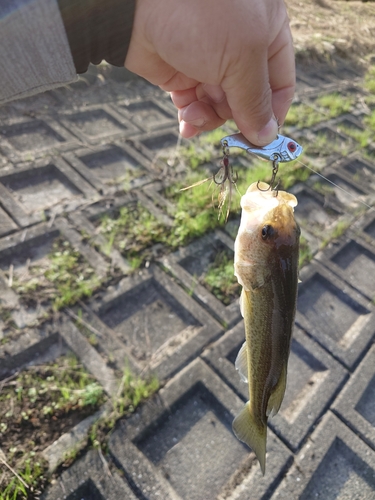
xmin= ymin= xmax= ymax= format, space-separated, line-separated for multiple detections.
xmin=125 ymin=0 xmax=295 ymax=146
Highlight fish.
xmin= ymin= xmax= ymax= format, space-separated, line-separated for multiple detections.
xmin=220 ymin=133 xmax=303 ymax=164
xmin=232 ymin=181 xmax=300 ymax=475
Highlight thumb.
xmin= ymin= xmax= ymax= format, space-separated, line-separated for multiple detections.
xmin=222 ymin=52 xmax=278 ymax=147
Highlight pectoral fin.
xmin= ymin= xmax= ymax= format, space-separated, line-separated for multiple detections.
xmin=235 ymin=341 xmax=248 ymax=383
xmin=232 ymin=402 xmax=267 ymax=475
xmin=266 ymin=365 xmax=287 ymax=418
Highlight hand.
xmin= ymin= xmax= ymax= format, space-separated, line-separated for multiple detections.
xmin=125 ymin=0 xmax=295 ymax=146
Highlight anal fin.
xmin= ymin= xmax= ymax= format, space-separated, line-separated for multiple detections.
xmin=235 ymin=341 xmax=248 ymax=383
xmin=266 ymin=365 xmax=287 ymax=418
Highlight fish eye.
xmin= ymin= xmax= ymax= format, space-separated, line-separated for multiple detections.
xmin=261 ymin=225 xmax=274 ymax=240
xmin=287 ymin=141 xmax=297 ymax=153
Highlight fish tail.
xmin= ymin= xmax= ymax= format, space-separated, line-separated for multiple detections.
xmin=232 ymin=401 xmax=267 ymax=475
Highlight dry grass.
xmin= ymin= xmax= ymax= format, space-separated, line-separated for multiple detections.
xmin=287 ymin=0 xmax=375 ymax=65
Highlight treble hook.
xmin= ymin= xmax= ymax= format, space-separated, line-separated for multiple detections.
xmin=214 ymin=141 xmax=238 ymax=185
xmin=257 ymin=157 xmax=280 ymax=194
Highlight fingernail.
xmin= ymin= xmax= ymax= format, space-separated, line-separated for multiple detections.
xmin=257 ymin=117 xmax=278 ymax=146
xmin=185 ymin=117 xmax=206 ymax=127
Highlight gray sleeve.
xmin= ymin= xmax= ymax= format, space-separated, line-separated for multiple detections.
xmin=0 ymin=0 xmax=77 ymax=105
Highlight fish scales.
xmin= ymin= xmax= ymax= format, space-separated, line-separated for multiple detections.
xmin=232 ymin=181 xmax=300 ymax=475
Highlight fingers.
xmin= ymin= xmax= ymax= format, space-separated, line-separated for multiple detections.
xmin=268 ymin=19 xmax=296 ymax=126
xmin=219 ymin=11 xmax=295 ymax=146
xmin=171 ymin=85 xmax=232 ymax=137
xmin=177 ymin=101 xmax=226 ymax=138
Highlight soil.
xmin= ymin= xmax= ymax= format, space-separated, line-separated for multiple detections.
xmin=0 ymin=356 xmax=106 ymax=497
xmin=287 ymin=0 xmax=375 ymax=67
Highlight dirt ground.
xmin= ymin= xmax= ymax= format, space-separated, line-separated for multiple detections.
xmin=287 ymin=0 xmax=375 ymax=66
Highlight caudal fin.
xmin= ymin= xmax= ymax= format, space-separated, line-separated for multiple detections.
xmin=232 ymin=402 xmax=267 ymax=475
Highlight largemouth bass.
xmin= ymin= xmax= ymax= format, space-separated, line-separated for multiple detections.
xmin=232 ymin=181 xmax=300 ymax=475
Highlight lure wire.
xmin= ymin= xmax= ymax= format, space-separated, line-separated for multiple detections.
xmin=296 ymin=158 xmax=373 ymax=210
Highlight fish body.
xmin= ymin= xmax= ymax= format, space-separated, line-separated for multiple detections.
xmin=220 ymin=133 xmax=303 ymax=163
xmin=232 ymin=182 xmax=300 ymax=474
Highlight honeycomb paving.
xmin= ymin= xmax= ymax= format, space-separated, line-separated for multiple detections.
xmin=0 ymin=61 xmax=374 ymax=499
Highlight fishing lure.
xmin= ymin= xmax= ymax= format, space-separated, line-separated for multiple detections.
xmin=220 ymin=133 xmax=303 ymax=190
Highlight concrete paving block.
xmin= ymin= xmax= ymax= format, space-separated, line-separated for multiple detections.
xmin=58 ymin=104 xmax=139 ymax=145
xmin=68 ymin=211 xmax=130 ymax=274
xmin=333 ymin=151 xmax=375 ymax=193
xmin=0 ymin=157 xmax=98 ymax=226
xmin=306 ymin=165 xmax=370 ymax=212
xmin=0 ymin=324 xmax=64 ymax=379
xmin=59 ymin=317 xmax=118 ymax=396
xmin=272 ymin=412 xmax=375 ymax=499
xmin=42 ymin=406 xmax=109 ymax=473
xmin=202 ymin=323 xmax=348 ymax=452
xmin=316 ymin=233 xmax=375 ymax=300
xmin=80 ymin=266 xmax=222 ymax=381
xmin=0 ymin=116 xmax=77 ymax=162
xmin=64 ymin=142 xmax=152 ymax=196
xmin=0 ymin=200 xmax=18 ymax=237
xmin=112 ymin=96 xmax=177 ymax=132
xmin=161 ymin=230 xmax=241 ymax=327
xmin=351 ymin=209 xmax=375 ymax=247
xmin=296 ymin=261 xmax=375 ymax=369
xmin=0 ymin=219 xmax=108 ymax=328
xmin=333 ymin=344 xmax=375 ymax=451
xmin=42 ymin=449 xmax=137 ymax=500
xmin=290 ymin=183 xmax=342 ymax=246
xmin=130 ymin=128 xmax=181 ymax=162
xmin=109 ymin=359 xmax=292 ymax=500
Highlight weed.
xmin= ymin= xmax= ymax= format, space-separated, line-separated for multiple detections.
xmin=315 ymin=92 xmax=354 ymax=118
xmin=0 ymin=355 xmax=106 ymax=499
xmin=203 ymin=251 xmax=240 ymax=305
xmin=284 ymin=102 xmax=325 ymax=128
xmin=178 ymin=143 xmax=212 ymax=170
xmin=364 ymin=65 xmax=375 ymax=94
xmin=9 ymin=239 xmax=102 ymax=311
xmin=299 ymin=235 xmax=313 ymax=268
xmin=322 ymin=219 xmax=351 ymax=247
xmin=97 ymin=202 xmax=169 ymax=266
xmin=88 ymin=367 xmax=159 ymax=449
xmin=336 ymin=124 xmax=371 ymax=148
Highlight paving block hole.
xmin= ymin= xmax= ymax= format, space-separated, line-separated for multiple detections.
xmin=65 ymin=109 xmax=127 ymax=138
xmin=301 ymin=438 xmax=375 ymax=500
xmin=0 ymin=121 xmax=65 ymax=152
xmin=135 ymin=382 xmax=248 ymax=500
xmin=79 ymin=145 xmax=146 ymax=184
xmin=97 ymin=278 xmax=202 ymax=365
xmin=1 ymin=165 xmax=81 ymax=213
xmin=297 ymin=273 xmax=369 ymax=345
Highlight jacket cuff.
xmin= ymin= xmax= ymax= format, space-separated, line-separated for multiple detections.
xmin=57 ymin=0 xmax=136 ymax=74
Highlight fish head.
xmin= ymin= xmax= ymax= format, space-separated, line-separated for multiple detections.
xmin=235 ymin=182 xmax=300 ymax=290
xmin=261 ymin=198 xmax=300 ymax=250
xmin=240 ymin=182 xmax=300 ymax=251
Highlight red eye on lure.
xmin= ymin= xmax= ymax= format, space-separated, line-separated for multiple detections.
xmin=287 ymin=141 xmax=297 ymax=152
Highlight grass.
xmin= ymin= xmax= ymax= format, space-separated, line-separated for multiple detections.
xmin=0 ymin=355 xmax=159 ymax=499
xmin=203 ymin=251 xmax=240 ymax=305
xmin=299 ymin=235 xmax=313 ymax=268
xmin=284 ymin=93 xmax=354 ymax=130
xmin=10 ymin=239 xmax=102 ymax=312
xmin=315 ymin=92 xmax=354 ymax=118
xmin=284 ymin=102 xmax=325 ymax=128
xmin=88 ymin=367 xmax=159 ymax=450
xmin=0 ymin=354 xmax=106 ymax=499
xmin=97 ymin=202 xmax=169 ymax=267
xmin=322 ymin=219 xmax=351 ymax=247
